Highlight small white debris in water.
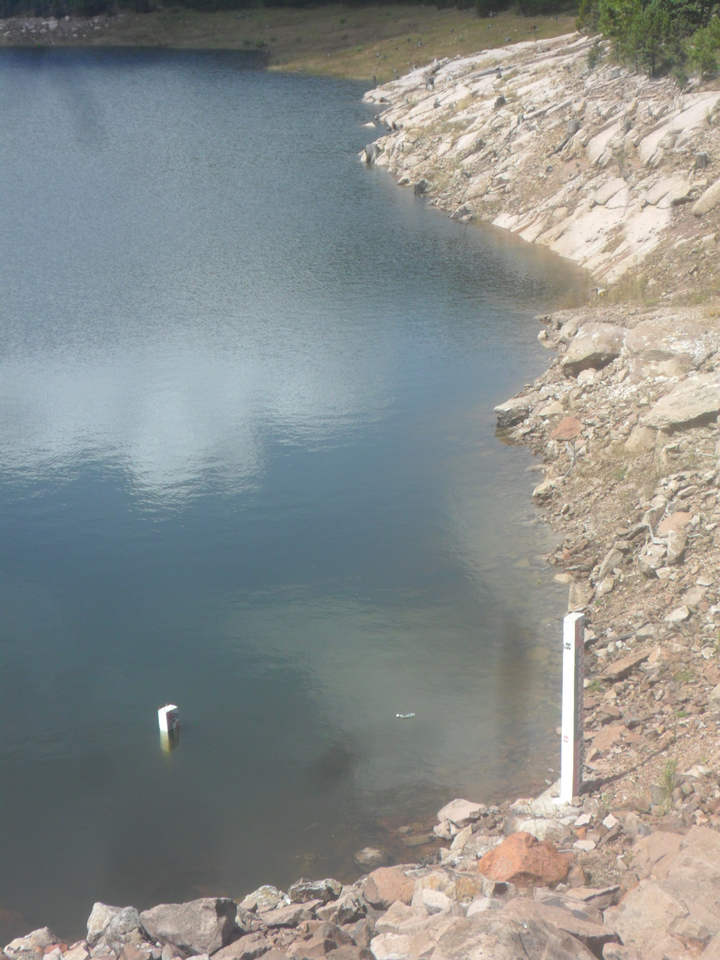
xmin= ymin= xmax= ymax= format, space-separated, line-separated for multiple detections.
xmin=396 ymin=713 xmax=415 ymax=719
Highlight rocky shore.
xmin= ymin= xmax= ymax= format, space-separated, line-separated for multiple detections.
xmin=7 ymin=778 xmax=720 ymax=960
xmin=362 ymin=31 xmax=720 ymax=294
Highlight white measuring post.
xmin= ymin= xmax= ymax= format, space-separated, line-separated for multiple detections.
xmin=158 ymin=704 xmax=179 ymax=733
xmin=560 ymin=612 xmax=585 ymax=804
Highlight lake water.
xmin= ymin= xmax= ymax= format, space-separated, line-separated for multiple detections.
xmin=0 ymin=48 xmax=587 ymax=940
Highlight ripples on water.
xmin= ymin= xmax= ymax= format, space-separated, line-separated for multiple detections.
xmin=0 ymin=48 xmax=587 ymax=938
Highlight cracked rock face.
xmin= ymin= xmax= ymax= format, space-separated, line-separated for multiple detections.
xmin=362 ymin=34 xmax=720 ymax=290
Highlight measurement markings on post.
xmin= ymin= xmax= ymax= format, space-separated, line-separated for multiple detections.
xmin=560 ymin=611 xmax=585 ymax=804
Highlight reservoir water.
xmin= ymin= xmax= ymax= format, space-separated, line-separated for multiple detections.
xmin=0 ymin=48 xmax=587 ymax=939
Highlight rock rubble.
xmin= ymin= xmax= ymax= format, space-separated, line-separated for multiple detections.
xmin=10 ymin=779 xmax=720 ymax=960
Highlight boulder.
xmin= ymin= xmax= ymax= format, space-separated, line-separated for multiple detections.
xmin=436 ymin=799 xmax=486 ymax=828
xmin=139 ymin=899 xmax=237 ymax=955
xmin=431 ymin=915 xmax=597 ymax=960
xmin=605 ymin=826 xmax=720 ymax=958
xmin=316 ymin=892 xmax=366 ymax=925
xmin=263 ymin=902 xmax=318 ymax=928
xmin=212 ymin=933 xmax=271 ymax=960
xmin=354 ymin=847 xmax=387 ymax=870
xmin=494 ymin=397 xmax=529 ymax=427
xmin=561 ymin=323 xmax=625 ymax=376
xmin=692 ymin=178 xmax=720 ymax=216
xmin=625 ymin=318 xmax=718 ymax=365
xmin=87 ymin=907 xmax=145 ymax=946
xmin=4 ymin=930 xmax=61 ymax=960
xmin=239 ymin=887 xmax=287 ymax=913
xmin=368 ymin=933 xmax=413 ymax=960
xmin=643 ymin=374 xmax=720 ymax=430
xmin=375 ymin=901 xmax=416 ymax=935
xmin=478 ymin=832 xmax=571 ymax=887
xmin=502 ymin=899 xmax=618 ymax=956
xmin=88 ymin=906 xmax=122 ymax=945
xmin=288 ymin=879 xmax=343 ymax=905
xmin=363 ymin=867 xmax=415 ymax=909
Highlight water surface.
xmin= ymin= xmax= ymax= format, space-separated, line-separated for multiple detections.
xmin=0 ymin=48 xmax=586 ymax=939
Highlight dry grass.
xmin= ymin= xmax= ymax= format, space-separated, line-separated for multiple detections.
xmin=76 ymin=5 xmax=578 ymax=82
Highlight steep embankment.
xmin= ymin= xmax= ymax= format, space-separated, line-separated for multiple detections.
xmin=363 ymin=32 xmax=720 ymax=294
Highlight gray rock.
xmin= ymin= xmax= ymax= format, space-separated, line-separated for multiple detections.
xmin=643 ymin=374 xmax=720 ymax=430
xmin=104 ymin=909 xmax=145 ymax=946
xmin=288 ymin=878 xmax=342 ymax=904
xmin=261 ymin=903 xmax=317 ymax=928
xmin=625 ymin=318 xmax=718 ymax=366
xmin=431 ymin=915 xmax=597 ymax=959
xmin=561 ymin=323 xmax=625 ymax=376
xmin=605 ymin=826 xmax=720 ymax=957
xmin=88 ymin=906 xmax=123 ymax=946
xmin=212 ymin=934 xmax=270 ymax=960
xmin=140 ymin=899 xmax=237 ymax=956
xmin=568 ymin=581 xmax=593 ymax=612
xmin=494 ymin=397 xmax=529 ymax=428
xmin=502 ymin=899 xmax=618 ymax=956
xmin=466 ymin=898 xmax=504 ymax=916
xmin=436 ymin=798 xmax=486 ymax=828
xmin=598 ymin=548 xmax=623 ymax=581
xmin=354 ymin=847 xmax=387 ymax=869
xmin=4 ymin=930 xmax=60 ymax=960
xmin=666 ymin=529 xmax=686 ymax=565
xmin=364 ymin=144 xmax=379 ymax=165
xmin=692 ymin=178 xmax=720 ymax=216
xmin=239 ymin=887 xmax=287 ymax=913
xmin=638 ymin=542 xmax=666 ymax=577
xmin=316 ymin=892 xmax=366 ymax=925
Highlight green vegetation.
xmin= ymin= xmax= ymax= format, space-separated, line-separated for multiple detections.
xmin=674 ymin=668 xmax=694 ymax=683
xmin=660 ymin=757 xmax=677 ymax=813
xmin=579 ymin=0 xmax=720 ymax=78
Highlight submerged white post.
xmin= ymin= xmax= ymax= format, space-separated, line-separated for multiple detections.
xmin=158 ymin=704 xmax=179 ymax=733
xmin=560 ymin=612 xmax=585 ymax=804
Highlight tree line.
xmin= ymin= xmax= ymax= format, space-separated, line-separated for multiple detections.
xmin=579 ymin=0 xmax=720 ymax=79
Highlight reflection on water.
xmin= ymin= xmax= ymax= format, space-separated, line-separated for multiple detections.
xmin=0 ymin=47 xmax=587 ymax=940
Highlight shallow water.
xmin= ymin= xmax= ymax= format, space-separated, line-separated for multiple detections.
xmin=0 ymin=48 xmax=587 ymax=939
